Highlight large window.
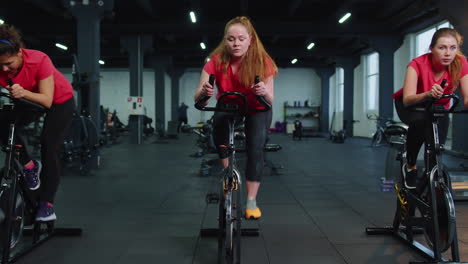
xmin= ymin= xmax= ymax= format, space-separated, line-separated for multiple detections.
xmin=415 ymin=21 xmax=452 ymax=57
xmin=365 ymin=52 xmax=379 ymax=110
xmin=336 ymin=67 xmax=344 ymax=111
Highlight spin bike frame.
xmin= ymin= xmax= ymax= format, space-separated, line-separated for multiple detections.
xmin=0 ymin=88 xmax=82 ymax=264
xmin=196 ymin=75 xmax=271 ymax=264
xmin=366 ymin=93 xmax=468 ymax=264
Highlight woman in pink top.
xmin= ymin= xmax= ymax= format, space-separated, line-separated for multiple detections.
xmin=0 ymin=24 xmax=75 ymax=222
xmin=195 ymin=16 xmax=278 ymax=219
xmin=393 ymin=28 xmax=468 ymax=189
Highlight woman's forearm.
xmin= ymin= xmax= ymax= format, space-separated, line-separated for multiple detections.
xmin=23 ymin=90 xmax=53 ymax=108
xmin=403 ymin=91 xmax=430 ymax=105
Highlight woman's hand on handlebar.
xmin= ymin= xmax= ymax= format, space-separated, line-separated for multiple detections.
xmin=6 ymin=82 xmax=29 ymax=99
xmin=201 ymin=81 xmax=215 ymax=97
xmin=427 ymin=83 xmax=444 ymax=99
xmin=252 ymin=81 xmax=267 ymax=96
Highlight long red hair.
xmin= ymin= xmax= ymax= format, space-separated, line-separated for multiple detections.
xmin=208 ymin=16 xmax=278 ymax=87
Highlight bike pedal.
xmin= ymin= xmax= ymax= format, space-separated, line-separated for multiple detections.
xmin=245 ymin=215 xmax=259 ymax=220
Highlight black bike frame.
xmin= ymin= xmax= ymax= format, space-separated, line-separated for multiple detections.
xmin=366 ymin=93 xmax=467 ymax=263
xmin=196 ymin=75 xmax=271 ymax=264
xmin=0 ymin=89 xmax=82 ymax=264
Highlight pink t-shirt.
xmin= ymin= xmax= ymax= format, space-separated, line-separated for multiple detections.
xmin=392 ymin=53 xmax=468 ymax=107
xmin=0 ymin=48 xmax=73 ymax=104
xmin=203 ymin=54 xmax=275 ymax=110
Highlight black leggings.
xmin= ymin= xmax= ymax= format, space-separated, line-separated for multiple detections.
xmin=394 ymin=99 xmax=449 ymax=166
xmin=0 ymin=98 xmax=75 ymax=203
xmin=212 ymin=110 xmax=272 ymax=182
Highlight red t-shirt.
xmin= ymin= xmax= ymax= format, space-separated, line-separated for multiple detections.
xmin=203 ymin=54 xmax=275 ymax=110
xmin=392 ymin=53 xmax=468 ymax=107
xmin=0 ymin=48 xmax=73 ymax=104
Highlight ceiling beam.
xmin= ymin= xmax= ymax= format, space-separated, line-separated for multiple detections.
xmin=383 ymin=0 xmax=438 ymax=31
xmin=20 ymin=19 xmax=391 ymax=38
xmin=135 ymin=0 xmax=157 ymax=18
xmin=240 ymin=0 xmax=248 ymax=15
xmin=152 ymin=43 xmax=362 ymax=58
xmin=287 ymin=0 xmax=303 ymax=17
xmin=24 ymin=0 xmax=65 ymax=16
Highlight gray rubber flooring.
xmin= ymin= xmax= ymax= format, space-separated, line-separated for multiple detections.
xmin=13 ymin=133 xmax=468 ymax=264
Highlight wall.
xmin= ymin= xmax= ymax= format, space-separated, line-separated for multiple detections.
xmin=61 ymin=67 xmax=322 ymax=131
xmin=329 ymin=73 xmax=340 ymax=132
xmin=164 ymin=73 xmax=172 ymax=127
xmin=393 ymin=34 xmax=414 ymax=121
xmin=352 ymin=58 xmax=370 ymax=137
xmin=179 ymin=69 xmax=212 ymax=126
xmin=61 ymin=68 xmax=170 ymax=126
xmin=60 ymin=47 xmax=414 ymax=137
xmin=178 ymin=67 xmax=322 ymax=129
xmin=99 ymin=69 xmax=160 ymax=126
xmin=273 ymin=68 xmax=321 ymax=129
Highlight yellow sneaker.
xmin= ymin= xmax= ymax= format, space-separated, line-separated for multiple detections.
xmin=245 ymin=207 xmax=262 ymax=219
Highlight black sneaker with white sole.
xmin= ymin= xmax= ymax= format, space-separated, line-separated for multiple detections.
xmin=35 ymin=201 xmax=57 ymax=222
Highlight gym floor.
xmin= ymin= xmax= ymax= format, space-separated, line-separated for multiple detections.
xmin=14 ymin=133 xmax=468 ymax=264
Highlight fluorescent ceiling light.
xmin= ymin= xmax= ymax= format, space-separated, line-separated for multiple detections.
xmin=291 ymin=58 xmax=298 ymax=64
xmin=307 ymin=42 xmax=315 ymax=50
xmin=99 ymin=60 xmax=105 ymax=65
xmin=55 ymin=43 xmax=68 ymax=50
xmin=339 ymin=13 xmax=351 ymax=24
xmin=189 ymin=11 xmax=197 ymax=23
xmin=200 ymin=42 xmax=206 ymax=50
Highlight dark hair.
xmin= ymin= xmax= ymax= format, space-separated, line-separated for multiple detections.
xmin=430 ymin=27 xmax=466 ymax=89
xmin=0 ymin=24 xmax=24 ymax=56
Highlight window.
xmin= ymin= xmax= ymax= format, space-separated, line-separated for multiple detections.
xmin=415 ymin=21 xmax=452 ymax=57
xmin=336 ymin=67 xmax=344 ymax=111
xmin=365 ymin=52 xmax=379 ymax=110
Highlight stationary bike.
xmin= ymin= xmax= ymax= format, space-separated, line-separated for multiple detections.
xmin=0 ymin=85 xmax=81 ymax=264
xmin=366 ymin=88 xmax=468 ymax=263
xmin=196 ymin=75 xmax=271 ymax=264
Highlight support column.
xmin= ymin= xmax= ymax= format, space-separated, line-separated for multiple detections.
xmin=149 ymin=56 xmax=172 ymax=133
xmin=336 ymin=56 xmax=360 ymax=137
xmin=369 ymin=35 xmax=403 ymax=119
xmin=66 ymin=0 xmax=113 ymax=132
xmin=314 ymin=66 xmax=335 ymax=134
xmin=120 ymin=35 xmax=153 ymax=144
xmin=169 ymin=68 xmax=185 ymax=122
xmin=437 ymin=1 xmax=468 ymax=153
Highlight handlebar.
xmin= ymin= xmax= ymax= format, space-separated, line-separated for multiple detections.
xmin=1 ymin=79 xmax=47 ymax=112
xmin=405 ymin=93 xmax=468 ymax=114
xmin=195 ymin=74 xmax=272 ymax=113
xmin=403 ymin=78 xmax=462 ymax=113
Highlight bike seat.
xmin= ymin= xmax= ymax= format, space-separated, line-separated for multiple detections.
xmin=384 ymin=124 xmax=407 ymax=136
